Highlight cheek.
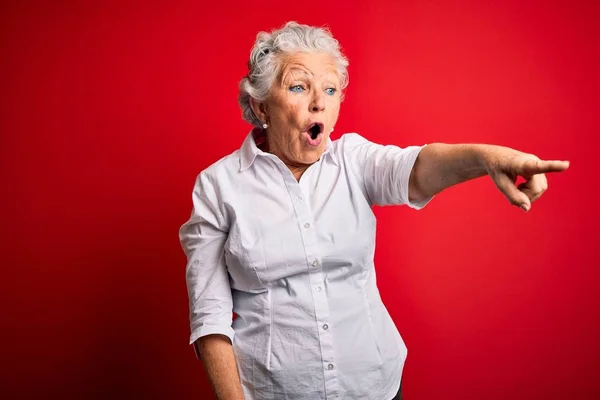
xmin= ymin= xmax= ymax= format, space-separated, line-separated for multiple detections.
xmin=269 ymin=92 xmax=301 ymax=120
xmin=283 ymin=103 xmax=304 ymax=123
xmin=328 ymin=101 xmax=341 ymax=119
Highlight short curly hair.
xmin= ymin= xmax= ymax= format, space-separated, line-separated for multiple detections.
xmin=238 ymin=21 xmax=350 ymax=127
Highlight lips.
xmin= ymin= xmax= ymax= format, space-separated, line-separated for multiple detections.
xmin=303 ymin=122 xmax=324 ymax=147
xmin=307 ymin=122 xmax=324 ymax=139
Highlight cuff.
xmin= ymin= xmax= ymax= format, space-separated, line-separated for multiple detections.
xmin=190 ymin=324 xmax=235 ymax=345
xmin=402 ymin=145 xmax=434 ymax=210
xmin=189 ymin=324 xmax=235 ymax=359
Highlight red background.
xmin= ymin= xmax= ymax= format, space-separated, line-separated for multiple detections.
xmin=2 ymin=0 xmax=599 ymax=399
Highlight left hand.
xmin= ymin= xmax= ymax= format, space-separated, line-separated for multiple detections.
xmin=482 ymin=146 xmax=570 ymax=212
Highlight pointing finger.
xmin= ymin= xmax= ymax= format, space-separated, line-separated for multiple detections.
xmin=519 ymin=159 xmax=570 ymax=178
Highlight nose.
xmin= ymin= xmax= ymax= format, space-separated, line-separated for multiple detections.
xmin=310 ymin=90 xmax=325 ymax=113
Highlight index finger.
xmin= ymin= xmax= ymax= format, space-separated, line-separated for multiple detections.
xmin=521 ymin=159 xmax=570 ymax=177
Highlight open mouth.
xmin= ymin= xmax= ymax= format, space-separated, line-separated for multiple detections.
xmin=308 ymin=123 xmax=323 ymax=139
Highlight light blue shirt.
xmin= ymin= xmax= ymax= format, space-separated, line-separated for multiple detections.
xmin=179 ymin=131 xmax=430 ymax=399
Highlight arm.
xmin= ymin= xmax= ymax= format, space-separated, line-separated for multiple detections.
xmin=342 ymin=133 xmax=429 ymax=207
xmin=179 ymin=172 xmax=243 ymax=399
xmin=409 ymin=143 xmax=570 ymax=211
xmin=195 ymin=335 xmax=244 ymax=400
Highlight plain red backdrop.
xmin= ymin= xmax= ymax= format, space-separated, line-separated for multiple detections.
xmin=2 ymin=0 xmax=599 ymax=399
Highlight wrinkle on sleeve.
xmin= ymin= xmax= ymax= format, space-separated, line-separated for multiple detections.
xmin=179 ymin=172 xmax=234 ymax=353
xmin=340 ymin=133 xmax=433 ymax=208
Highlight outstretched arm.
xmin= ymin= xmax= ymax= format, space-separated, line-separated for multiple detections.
xmin=409 ymin=143 xmax=570 ymax=211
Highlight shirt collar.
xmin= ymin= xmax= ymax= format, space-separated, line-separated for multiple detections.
xmin=239 ymin=127 xmax=339 ymax=171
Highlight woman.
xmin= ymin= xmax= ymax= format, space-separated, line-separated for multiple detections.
xmin=179 ymin=22 xmax=568 ymax=400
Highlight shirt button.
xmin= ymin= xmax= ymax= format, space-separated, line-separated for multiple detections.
xmin=316 ymin=286 xmax=322 ymax=292
xmin=304 ymin=223 xmax=310 ymax=228
xmin=323 ymin=324 xmax=329 ymax=330
xmin=312 ymin=260 xmax=319 ymax=267
xmin=328 ymin=364 xmax=334 ymax=370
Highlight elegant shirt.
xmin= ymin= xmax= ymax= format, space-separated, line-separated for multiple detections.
xmin=179 ymin=129 xmax=431 ymax=400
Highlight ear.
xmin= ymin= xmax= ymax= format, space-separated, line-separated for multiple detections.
xmin=250 ymin=98 xmax=269 ymax=125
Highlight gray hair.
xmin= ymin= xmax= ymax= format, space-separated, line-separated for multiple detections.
xmin=238 ymin=21 xmax=349 ymax=127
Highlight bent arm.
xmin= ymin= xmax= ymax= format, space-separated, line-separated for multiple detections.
xmin=180 ymin=172 xmax=244 ymax=398
xmin=408 ymin=143 xmax=487 ymax=202
xmin=196 ymin=334 xmax=244 ymax=400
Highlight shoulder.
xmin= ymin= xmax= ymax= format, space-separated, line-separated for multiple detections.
xmin=331 ymin=133 xmax=380 ymax=160
xmin=198 ymin=149 xmax=241 ymax=183
xmin=332 ymin=132 xmax=370 ymax=146
xmin=185 ymin=148 xmax=243 ymax=203
xmin=331 ymin=132 xmax=379 ymax=151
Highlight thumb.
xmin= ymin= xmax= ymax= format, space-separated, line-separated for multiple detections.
xmin=493 ymin=172 xmax=532 ymax=211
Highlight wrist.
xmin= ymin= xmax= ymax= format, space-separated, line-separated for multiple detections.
xmin=455 ymin=144 xmax=491 ymax=180
xmin=472 ymin=144 xmax=496 ymax=176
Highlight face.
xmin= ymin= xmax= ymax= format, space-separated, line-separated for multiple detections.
xmin=252 ymin=52 xmax=342 ymax=170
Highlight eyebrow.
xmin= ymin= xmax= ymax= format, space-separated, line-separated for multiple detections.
xmin=281 ymin=66 xmax=339 ymax=85
xmin=281 ymin=67 xmax=310 ymax=82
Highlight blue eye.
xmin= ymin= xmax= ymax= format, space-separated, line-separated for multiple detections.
xmin=325 ymin=88 xmax=337 ymax=96
xmin=289 ymin=85 xmax=305 ymax=93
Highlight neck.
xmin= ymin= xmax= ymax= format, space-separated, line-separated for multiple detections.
xmin=270 ymin=145 xmax=311 ymax=181
xmin=288 ymin=164 xmax=310 ymax=181
xmin=259 ymin=130 xmax=313 ymax=181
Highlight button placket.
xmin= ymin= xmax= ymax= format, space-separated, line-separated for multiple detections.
xmin=287 ymin=183 xmax=338 ymax=397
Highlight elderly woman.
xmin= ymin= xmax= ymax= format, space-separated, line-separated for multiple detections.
xmin=179 ymin=22 xmax=568 ymax=400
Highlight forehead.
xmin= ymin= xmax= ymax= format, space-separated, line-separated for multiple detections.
xmin=279 ymin=52 xmax=339 ymax=81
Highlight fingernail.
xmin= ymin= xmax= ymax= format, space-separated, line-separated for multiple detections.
xmin=521 ymin=204 xmax=530 ymax=212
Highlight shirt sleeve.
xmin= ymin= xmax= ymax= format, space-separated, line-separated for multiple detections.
xmin=340 ymin=133 xmax=433 ymax=208
xmin=179 ymin=172 xmax=234 ymax=352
